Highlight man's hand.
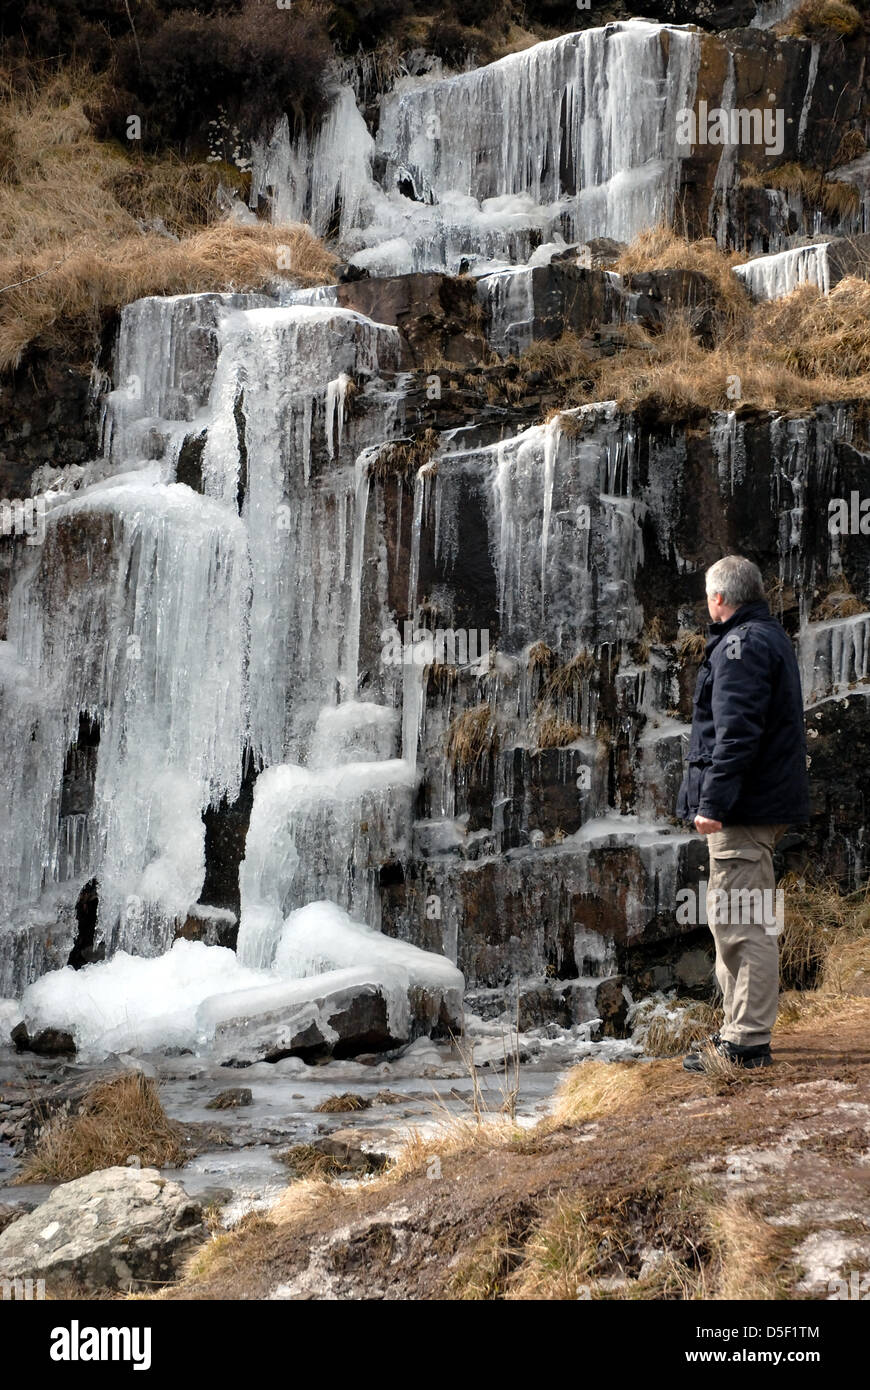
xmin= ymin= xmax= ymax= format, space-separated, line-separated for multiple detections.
xmin=694 ymin=814 xmax=723 ymax=835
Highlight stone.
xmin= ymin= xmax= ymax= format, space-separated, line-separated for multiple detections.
xmin=336 ymin=272 xmax=487 ymax=368
xmin=205 ymin=1087 xmax=253 ymax=1110
xmin=0 ymin=1167 xmax=205 ymax=1293
xmin=212 ymin=971 xmax=464 ymax=1067
xmin=595 ymin=976 xmax=630 ymax=1038
xmin=10 ymin=1022 xmax=76 ymax=1057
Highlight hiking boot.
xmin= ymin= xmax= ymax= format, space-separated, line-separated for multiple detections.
xmin=682 ymin=1038 xmax=772 ymax=1073
xmin=688 ymin=1031 xmax=722 ymax=1054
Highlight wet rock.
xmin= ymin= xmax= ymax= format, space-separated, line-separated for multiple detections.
xmin=212 ymin=969 xmax=464 ymax=1067
xmin=10 ymin=1022 xmax=76 ymax=1057
xmin=0 ymin=1167 xmax=205 ymax=1294
xmin=336 ymin=272 xmax=487 ymax=367
xmin=0 ymin=1205 xmax=25 ymax=1236
xmin=205 ymin=1087 xmax=253 ymax=1110
xmin=595 ymin=976 xmax=630 ymax=1038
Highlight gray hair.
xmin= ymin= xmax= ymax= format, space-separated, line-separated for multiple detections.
xmin=705 ymin=555 xmax=765 ymax=607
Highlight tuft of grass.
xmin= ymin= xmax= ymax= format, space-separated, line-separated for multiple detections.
xmin=743 ymin=162 xmax=861 ymax=221
xmin=450 ymin=1223 xmax=523 ymax=1299
xmin=757 ymin=277 xmax=870 ymax=379
xmin=704 ymin=1197 xmax=790 ymax=1301
xmin=531 ymin=706 xmax=584 ymax=750
xmin=778 ymin=875 xmax=870 ymax=992
xmin=615 ymin=226 xmax=750 ymax=324
xmin=632 ymin=997 xmax=722 ymax=1058
xmin=544 ymin=649 xmax=596 ymax=701
xmin=783 ymin=0 xmax=864 ymax=39
xmin=677 ymin=628 xmax=707 ymax=665
xmin=522 ymin=333 xmax=594 ymax=382
xmin=276 ymin=1145 xmax=345 ymax=1178
xmin=832 ymin=128 xmax=867 ymax=168
xmin=179 ymin=1210 xmax=276 ymax=1287
xmin=527 ymin=641 xmax=555 ymax=678
xmin=549 ymin=1059 xmax=661 ymax=1127
xmin=446 ymin=703 xmax=499 ymax=771
xmin=14 ymin=1073 xmax=186 ymax=1183
xmin=370 ymin=429 xmax=439 ymax=482
xmin=505 ymin=1193 xmax=625 ymax=1300
xmin=314 ymin=1093 xmax=372 ymax=1114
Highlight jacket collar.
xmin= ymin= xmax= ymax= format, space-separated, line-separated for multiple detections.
xmin=705 ymin=598 xmax=771 ymax=656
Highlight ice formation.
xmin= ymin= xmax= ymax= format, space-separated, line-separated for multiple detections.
xmin=253 ymin=20 xmax=700 ymax=273
xmin=733 ymin=243 xmax=831 ymax=300
xmin=2 ymin=20 xmax=866 ymax=1062
xmin=18 ymin=904 xmax=462 ymax=1058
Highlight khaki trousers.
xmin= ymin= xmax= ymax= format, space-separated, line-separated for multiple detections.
xmin=705 ymin=823 xmax=788 ymax=1047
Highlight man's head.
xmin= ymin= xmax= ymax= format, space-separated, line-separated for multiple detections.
xmin=705 ymin=555 xmax=765 ymax=623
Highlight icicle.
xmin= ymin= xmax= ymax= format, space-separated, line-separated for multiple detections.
xmin=734 ymin=243 xmax=831 ymax=300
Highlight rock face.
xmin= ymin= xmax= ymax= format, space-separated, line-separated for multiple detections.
xmin=1 ymin=15 xmax=869 ymax=1042
xmin=0 ymin=1167 xmax=204 ymax=1293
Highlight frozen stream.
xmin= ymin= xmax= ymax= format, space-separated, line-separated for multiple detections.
xmin=0 ymin=1026 xmax=637 ymax=1226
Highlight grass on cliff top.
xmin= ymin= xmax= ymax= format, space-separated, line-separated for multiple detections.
xmin=515 ymin=229 xmax=870 ymax=417
xmin=0 ymin=67 xmax=335 ymax=371
xmin=614 ymin=226 xmax=750 ymax=322
xmin=14 ymin=1072 xmax=186 ymax=1184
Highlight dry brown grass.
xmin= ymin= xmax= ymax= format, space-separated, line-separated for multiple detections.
xmin=14 ymin=1073 xmax=186 ymax=1184
xmin=549 ymin=1059 xmax=664 ymax=1127
xmin=757 ymin=277 xmax=870 ymax=379
xmin=371 ymin=429 xmax=439 ymax=481
xmin=705 ymin=1197 xmax=789 ymax=1301
xmin=0 ymin=221 xmax=335 ymax=372
xmin=592 ymin=315 xmax=869 ymax=415
xmin=744 ymin=162 xmax=861 ymax=222
xmin=276 ymin=1145 xmax=346 ymax=1179
xmin=509 ymin=230 xmax=870 ymax=416
xmin=635 ymin=999 xmax=722 ymax=1058
xmin=615 ymin=226 xmax=750 ymax=322
xmin=810 ymin=575 xmax=868 ymax=620
xmin=522 ymin=333 xmax=594 ymax=379
xmin=527 ymin=641 xmax=555 ymax=678
xmin=544 ymin=649 xmax=596 ymax=700
xmin=0 ymin=67 xmax=334 ymax=371
xmin=677 ymin=628 xmax=708 ymax=665
xmin=783 ymin=0 xmax=864 ymax=38
xmin=531 ymin=707 xmax=584 ymax=750
xmin=504 ymin=1193 xmax=626 ymax=1300
xmin=778 ymin=874 xmax=870 ymax=990
xmin=446 ymin=703 xmax=498 ymax=771
xmin=314 ymin=1093 xmax=371 ymax=1113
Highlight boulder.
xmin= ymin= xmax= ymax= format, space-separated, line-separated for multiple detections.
xmin=0 ymin=1167 xmax=204 ymax=1293
xmin=205 ymin=964 xmax=464 ymax=1067
xmin=10 ymin=1021 xmax=76 ymax=1056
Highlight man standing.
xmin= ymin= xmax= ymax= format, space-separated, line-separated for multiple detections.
xmin=676 ymin=556 xmax=809 ymax=1072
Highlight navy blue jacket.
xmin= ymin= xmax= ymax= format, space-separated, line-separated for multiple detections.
xmin=676 ymin=599 xmax=810 ymax=826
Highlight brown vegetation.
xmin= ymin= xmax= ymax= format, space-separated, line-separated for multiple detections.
xmin=505 ymin=230 xmax=870 ymax=419
xmin=446 ymin=703 xmax=499 ymax=771
xmin=0 ymin=67 xmax=335 ymax=370
xmin=14 ymin=1073 xmax=186 ymax=1184
xmin=782 ymin=0 xmax=864 ymax=39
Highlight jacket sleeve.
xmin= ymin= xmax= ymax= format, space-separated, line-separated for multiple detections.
xmin=697 ymin=631 xmax=773 ymax=821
